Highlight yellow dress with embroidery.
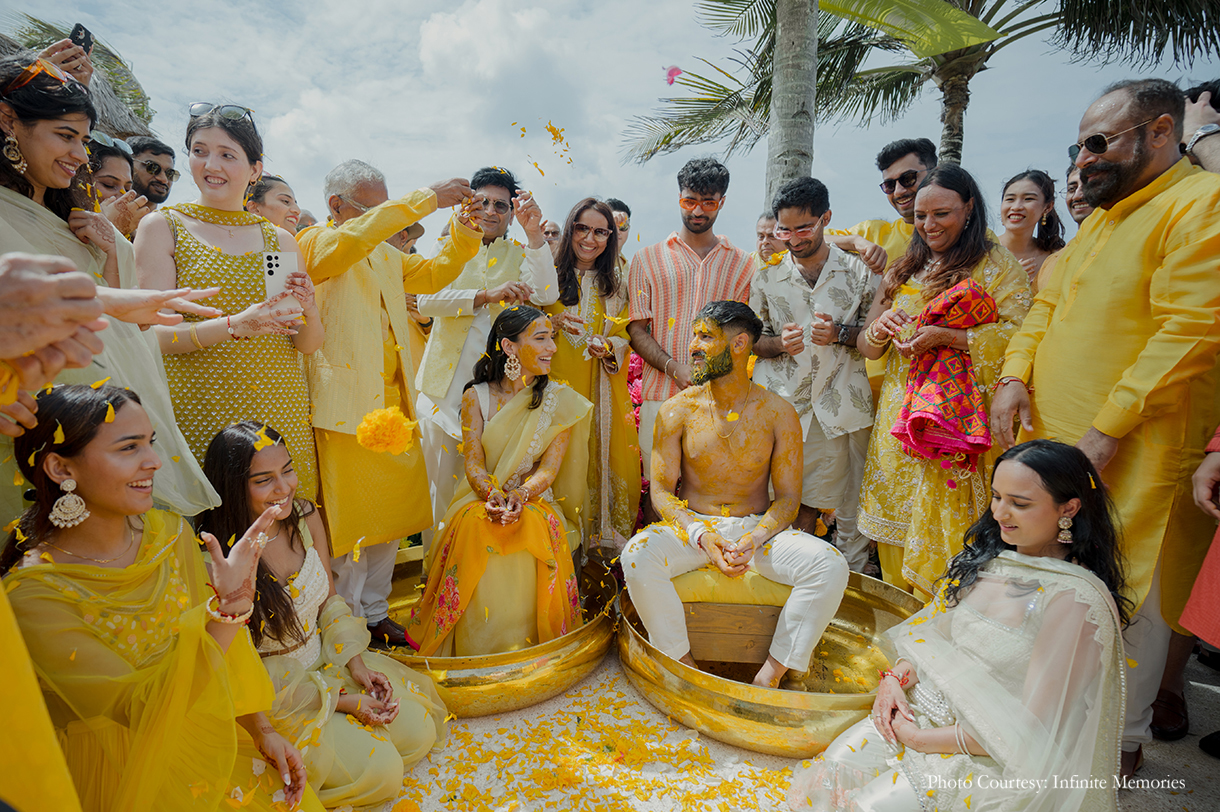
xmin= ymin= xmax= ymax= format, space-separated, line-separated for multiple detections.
xmin=161 ymin=207 xmax=318 ymax=501
xmin=859 ymin=247 xmax=1031 ymax=596
xmin=257 ymin=519 xmax=447 ymax=810
xmin=545 ymin=272 xmax=641 ymax=551
xmin=5 ymin=510 xmax=324 ymax=812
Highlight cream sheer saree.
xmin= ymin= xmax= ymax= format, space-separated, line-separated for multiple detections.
xmin=0 ymin=187 xmax=220 ymax=522
xmin=789 ymin=551 xmax=1124 ymax=812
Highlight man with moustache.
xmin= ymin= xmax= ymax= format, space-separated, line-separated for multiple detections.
xmin=750 ymin=178 xmax=875 ymax=572
xmin=125 ymin=136 xmax=177 ymax=213
xmin=992 ymin=79 xmax=1220 ymax=776
xmin=621 ymin=300 xmax=848 ymax=689
xmin=751 ymin=212 xmax=786 ymax=268
xmin=627 ymin=158 xmax=754 ymax=465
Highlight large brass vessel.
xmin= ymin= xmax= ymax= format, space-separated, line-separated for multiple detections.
xmin=386 ymin=560 xmax=618 ymax=717
xmin=617 ymin=572 xmax=924 ymax=758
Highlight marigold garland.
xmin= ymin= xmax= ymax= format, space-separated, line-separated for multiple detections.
xmin=356 ymin=406 xmax=417 ymax=455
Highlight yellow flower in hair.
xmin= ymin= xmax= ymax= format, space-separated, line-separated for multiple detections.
xmin=356 ymin=406 xmax=417 ymax=455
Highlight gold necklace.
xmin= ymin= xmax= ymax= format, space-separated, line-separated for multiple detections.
xmin=44 ymin=522 xmax=136 ymax=564
xmin=705 ymin=385 xmax=752 ymax=440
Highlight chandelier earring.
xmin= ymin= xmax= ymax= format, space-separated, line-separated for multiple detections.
xmin=3 ymin=132 xmax=27 ymax=175
xmin=1040 ymin=211 xmax=1049 ymax=227
xmin=49 ymin=479 xmax=90 ymax=528
xmin=505 ymin=352 xmax=522 ymax=381
xmin=1056 ymin=515 xmax=1073 ymax=544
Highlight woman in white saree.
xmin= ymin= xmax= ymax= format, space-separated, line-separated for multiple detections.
xmin=788 ymin=439 xmax=1131 ymax=812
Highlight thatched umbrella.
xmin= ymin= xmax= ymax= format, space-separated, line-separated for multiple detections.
xmin=0 ymin=16 xmax=154 ymax=140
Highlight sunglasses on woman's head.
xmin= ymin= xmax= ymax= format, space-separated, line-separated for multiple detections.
xmin=2 ymin=59 xmax=77 ymax=96
xmin=879 ymin=169 xmax=924 ymax=194
xmin=188 ymin=102 xmax=255 ymax=122
xmin=137 ymin=160 xmax=180 ymax=183
xmin=1068 ymin=119 xmax=1155 ymax=161
xmin=88 ymin=131 xmax=132 ymax=155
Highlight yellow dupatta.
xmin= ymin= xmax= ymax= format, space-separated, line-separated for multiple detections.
xmin=407 ymin=383 xmax=592 ymax=656
xmin=4 ymin=510 xmax=279 ymax=812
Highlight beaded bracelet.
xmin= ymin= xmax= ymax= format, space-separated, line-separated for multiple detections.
xmin=205 ymin=593 xmax=253 ymax=625
xmin=226 ymin=315 xmax=241 ymax=340
xmin=993 ymin=376 xmax=1033 ymax=394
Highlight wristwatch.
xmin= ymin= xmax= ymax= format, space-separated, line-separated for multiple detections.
xmin=1185 ymin=123 xmax=1220 ymax=158
xmin=836 ymin=323 xmax=852 ymax=346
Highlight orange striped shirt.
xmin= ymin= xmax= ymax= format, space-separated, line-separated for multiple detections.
xmin=627 ymin=232 xmax=754 ymax=401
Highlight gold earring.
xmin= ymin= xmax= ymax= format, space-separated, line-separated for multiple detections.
xmin=49 ymin=479 xmax=90 ymax=528
xmin=1056 ymin=515 xmax=1073 ymax=544
xmin=3 ymin=132 xmax=27 ymax=175
xmin=1040 ymin=212 xmax=1049 ymax=227
xmin=505 ymin=353 xmax=522 ymax=381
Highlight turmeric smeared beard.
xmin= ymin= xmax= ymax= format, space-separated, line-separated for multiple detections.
xmin=691 ymin=347 xmax=733 ymax=385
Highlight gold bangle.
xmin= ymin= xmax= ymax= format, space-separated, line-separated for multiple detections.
xmin=188 ymin=323 xmax=205 ymax=350
xmin=865 ymin=323 xmax=891 ymax=348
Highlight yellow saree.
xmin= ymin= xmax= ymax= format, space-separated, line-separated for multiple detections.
xmin=546 ymin=273 xmax=641 ymax=552
xmin=5 ymin=510 xmax=322 ymax=812
xmin=859 ymin=247 xmax=1031 ymax=595
xmin=406 ymin=383 xmax=592 ymax=656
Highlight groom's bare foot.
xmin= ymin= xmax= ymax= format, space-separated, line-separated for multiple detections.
xmin=752 ymin=655 xmax=787 ymax=688
xmin=679 ymin=652 xmax=700 ymax=670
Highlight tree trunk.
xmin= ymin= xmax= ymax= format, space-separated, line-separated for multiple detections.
xmin=765 ymin=0 xmax=819 ymax=206
xmin=935 ymin=71 xmax=972 ymax=166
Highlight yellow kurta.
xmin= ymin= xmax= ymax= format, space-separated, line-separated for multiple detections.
xmin=298 ymin=193 xmax=481 ymax=555
xmin=407 ymin=383 xmax=592 ymax=656
xmin=831 ymin=218 xmax=915 ymax=398
xmin=1001 ymin=159 xmax=1220 ymax=631
xmin=6 ymin=510 xmax=323 ymax=812
xmin=545 ymin=273 xmax=641 ymax=551
xmin=860 ymin=247 xmax=1031 ymax=596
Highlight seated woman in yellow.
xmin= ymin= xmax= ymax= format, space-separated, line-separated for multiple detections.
xmin=199 ymin=421 xmax=448 ymax=810
xmin=546 ymin=197 xmax=641 ymax=553
xmin=407 ymin=306 xmax=591 ymax=656
xmin=1 ymin=384 xmax=321 ymax=812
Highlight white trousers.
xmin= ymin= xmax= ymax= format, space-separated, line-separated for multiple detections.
xmin=333 ymin=539 xmax=397 ymax=624
xmin=835 ymin=427 xmax=872 ymax=572
xmin=1122 ymin=553 xmax=1172 ymax=750
xmin=418 ymin=412 xmax=463 ymax=546
xmin=621 ymin=513 xmax=850 ymax=670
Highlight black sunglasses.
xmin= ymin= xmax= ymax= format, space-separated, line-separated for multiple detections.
xmin=188 ymin=102 xmax=255 ymax=122
xmin=879 ymin=169 xmax=924 ymax=194
xmin=1068 ymin=119 xmax=1154 ymax=161
xmin=137 ymin=159 xmax=180 ymax=183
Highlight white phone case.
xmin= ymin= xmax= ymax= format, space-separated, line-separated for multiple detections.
xmin=263 ymin=252 xmax=291 ymax=302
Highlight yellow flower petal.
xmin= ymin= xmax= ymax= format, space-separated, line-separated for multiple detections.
xmin=90 ymin=377 xmax=111 ymax=389
xmin=104 ymin=402 xmax=115 ymax=423
xmin=53 ymin=421 xmax=65 ymax=444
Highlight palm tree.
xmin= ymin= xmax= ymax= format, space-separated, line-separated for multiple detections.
xmin=625 ymin=1 xmax=1220 ymax=168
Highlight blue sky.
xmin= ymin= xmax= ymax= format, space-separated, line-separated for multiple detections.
xmin=16 ymin=1 xmax=1220 ymax=254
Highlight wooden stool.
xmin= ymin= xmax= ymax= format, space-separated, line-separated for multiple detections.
xmin=672 ymin=568 xmax=792 ymax=665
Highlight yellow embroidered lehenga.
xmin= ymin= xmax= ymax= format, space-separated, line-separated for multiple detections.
xmin=859 ymin=248 xmax=1030 ymax=596
xmin=4 ymin=510 xmax=323 ymax=812
xmin=406 ymin=382 xmax=592 ymax=656
xmin=256 ymin=518 xmax=447 ymax=810
xmin=161 ymin=205 xmax=318 ymax=501
xmin=546 ymin=271 xmax=640 ymax=552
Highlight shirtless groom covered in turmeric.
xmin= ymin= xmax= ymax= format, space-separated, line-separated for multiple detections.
xmin=622 ymin=301 xmax=850 ymax=688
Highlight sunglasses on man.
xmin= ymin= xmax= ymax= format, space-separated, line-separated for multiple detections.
xmin=879 ymin=169 xmax=925 ymax=195
xmin=678 ymin=196 xmax=724 ymax=212
xmin=137 ymin=159 xmax=180 ymax=183
xmin=1068 ymin=119 xmax=1155 ymax=161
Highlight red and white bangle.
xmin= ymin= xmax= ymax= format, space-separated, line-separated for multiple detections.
xmin=206 ymin=594 xmax=253 ymax=625
xmin=686 ymin=521 xmax=708 ymax=550
xmin=226 ymin=315 xmax=245 ymax=340
xmin=993 ymin=376 xmax=1031 ymax=394
xmin=878 ymin=668 xmax=910 ymax=687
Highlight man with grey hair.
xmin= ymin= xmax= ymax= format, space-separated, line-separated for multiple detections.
xmin=299 ymin=160 xmax=479 ymax=647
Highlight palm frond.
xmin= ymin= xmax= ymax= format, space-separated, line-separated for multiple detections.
xmin=1053 ymin=0 xmax=1220 ymax=66
xmin=695 ymin=0 xmax=776 ymax=39
xmin=818 ymin=63 xmax=930 ymax=125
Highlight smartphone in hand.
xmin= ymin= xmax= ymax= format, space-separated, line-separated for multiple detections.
xmin=69 ymin=23 xmax=94 ymax=53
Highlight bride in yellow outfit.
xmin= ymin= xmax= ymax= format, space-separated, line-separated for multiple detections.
xmin=1 ymin=384 xmax=322 ymax=812
xmin=199 ymin=421 xmax=448 ymax=810
xmin=407 ymin=306 xmax=592 ymax=656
